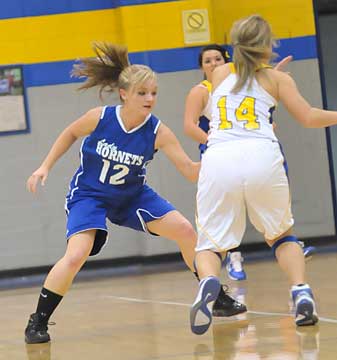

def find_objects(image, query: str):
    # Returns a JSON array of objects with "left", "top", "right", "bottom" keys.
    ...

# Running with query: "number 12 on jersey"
[
  {"left": 99, "top": 159, "right": 129, "bottom": 185},
  {"left": 217, "top": 96, "right": 260, "bottom": 130}
]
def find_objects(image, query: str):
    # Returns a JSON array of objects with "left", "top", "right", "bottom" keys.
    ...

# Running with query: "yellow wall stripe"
[
  {"left": 0, "top": 10, "right": 123, "bottom": 64},
  {"left": 0, "top": 0, "right": 316, "bottom": 66},
  {"left": 212, "top": 0, "right": 316, "bottom": 44}
]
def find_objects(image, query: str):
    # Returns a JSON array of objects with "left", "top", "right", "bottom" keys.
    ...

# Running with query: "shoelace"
[
  {"left": 221, "top": 284, "right": 230, "bottom": 293},
  {"left": 218, "top": 284, "right": 236, "bottom": 303},
  {"left": 31, "top": 320, "right": 56, "bottom": 331},
  {"left": 219, "top": 284, "right": 244, "bottom": 306}
]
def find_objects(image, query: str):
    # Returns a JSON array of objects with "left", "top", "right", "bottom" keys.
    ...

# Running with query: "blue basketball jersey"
[{"left": 67, "top": 105, "right": 161, "bottom": 206}]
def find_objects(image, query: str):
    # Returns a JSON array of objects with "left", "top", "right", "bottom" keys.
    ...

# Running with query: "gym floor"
[{"left": 1, "top": 252, "right": 337, "bottom": 359}]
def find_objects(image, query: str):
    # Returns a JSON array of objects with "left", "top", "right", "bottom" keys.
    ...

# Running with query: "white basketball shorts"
[{"left": 195, "top": 139, "right": 294, "bottom": 252}]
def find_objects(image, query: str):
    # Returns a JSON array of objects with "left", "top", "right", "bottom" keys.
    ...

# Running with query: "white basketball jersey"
[{"left": 208, "top": 63, "right": 278, "bottom": 146}]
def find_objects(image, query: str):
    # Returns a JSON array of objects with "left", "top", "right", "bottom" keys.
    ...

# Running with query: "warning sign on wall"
[{"left": 182, "top": 9, "right": 210, "bottom": 45}]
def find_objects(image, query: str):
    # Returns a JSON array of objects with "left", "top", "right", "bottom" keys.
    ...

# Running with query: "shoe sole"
[
  {"left": 190, "top": 278, "right": 220, "bottom": 335},
  {"left": 296, "top": 301, "right": 319, "bottom": 326},
  {"left": 227, "top": 273, "right": 247, "bottom": 281},
  {"left": 25, "top": 336, "right": 50, "bottom": 344},
  {"left": 212, "top": 302, "right": 247, "bottom": 317}
]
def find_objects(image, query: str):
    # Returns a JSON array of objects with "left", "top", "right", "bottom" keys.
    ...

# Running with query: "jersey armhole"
[
  {"left": 154, "top": 119, "right": 161, "bottom": 134},
  {"left": 200, "top": 80, "right": 212, "bottom": 93},
  {"left": 153, "top": 119, "right": 162, "bottom": 152},
  {"left": 229, "top": 62, "right": 236, "bottom": 73},
  {"left": 91, "top": 105, "right": 109, "bottom": 135},
  {"left": 100, "top": 105, "right": 108, "bottom": 119}
]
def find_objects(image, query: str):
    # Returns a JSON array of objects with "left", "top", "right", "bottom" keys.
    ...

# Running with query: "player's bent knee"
[
  {"left": 176, "top": 220, "right": 196, "bottom": 240},
  {"left": 64, "top": 249, "right": 90, "bottom": 270},
  {"left": 270, "top": 235, "right": 301, "bottom": 257}
]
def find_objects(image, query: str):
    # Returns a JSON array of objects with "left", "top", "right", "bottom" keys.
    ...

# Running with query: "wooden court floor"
[{"left": 1, "top": 252, "right": 337, "bottom": 360}]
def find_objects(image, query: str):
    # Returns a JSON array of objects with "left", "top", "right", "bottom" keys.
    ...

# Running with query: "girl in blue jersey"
[
  {"left": 24, "top": 43, "right": 246, "bottom": 344},
  {"left": 189, "top": 15, "right": 330, "bottom": 335}
]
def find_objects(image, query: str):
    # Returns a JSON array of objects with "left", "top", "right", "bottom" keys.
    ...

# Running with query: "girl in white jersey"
[
  {"left": 189, "top": 14, "right": 337, "bottom": 335},
  {"left": 184, "top": 45, "right": 250, "bottom": 285},
  {"left": 184, "top": 45, "right": 313, "bottom": 287},
  {"left": 184, "top": 47, "right": 251, "bottom": 319}
]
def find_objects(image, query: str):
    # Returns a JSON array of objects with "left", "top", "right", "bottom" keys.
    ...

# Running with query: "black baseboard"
[{"left": 1, "top": 235, "right": 336, "bottom": 290}]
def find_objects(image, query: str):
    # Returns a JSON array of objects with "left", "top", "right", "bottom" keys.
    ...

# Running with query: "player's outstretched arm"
[
  {"left": 155, "top": 123, "right": 200, "bottom": 183},
  {"left": 278, "top": 72, "right": 337, "bottom": 128},
  {"left": 27, "top": 107, "right": 102, "bottom": 193},
  {"left": 184, "top": 86, "right": 209, "bottom": 144}
]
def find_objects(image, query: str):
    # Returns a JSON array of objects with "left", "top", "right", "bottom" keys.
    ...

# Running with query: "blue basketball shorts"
[{"left": 65, "top": 185, "right": 175, "bottom": 256}]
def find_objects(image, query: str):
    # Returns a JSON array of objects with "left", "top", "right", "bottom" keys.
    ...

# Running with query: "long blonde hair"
[
  {"left": 72, "top": 42, "right": 156, "bottom": 98},
  {"left": 230, "top": 15, "right": 277, "bottom": 93}
]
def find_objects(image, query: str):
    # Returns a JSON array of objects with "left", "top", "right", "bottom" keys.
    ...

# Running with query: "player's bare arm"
[
  {"left": 155, "top": 123, "right": 200, "bottom": 183},
  {"left": 27, "top": 107, "right": 102, "bottom": 193},
  {"left": 184, "top": 86, "right": 209, "bottom": 144},
  {"left": 278, "top": 72, "right": 337, "bottom": 128}
]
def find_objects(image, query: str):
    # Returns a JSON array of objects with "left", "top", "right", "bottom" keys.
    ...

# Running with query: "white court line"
[
  {"left": 104, "top": 295, "right": 189, "bottom": 307},
  {"left": 102, "top": 295, "right": 337, "bottom": 324}
]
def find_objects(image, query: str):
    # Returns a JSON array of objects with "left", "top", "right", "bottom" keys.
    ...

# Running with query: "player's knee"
[
  {"left": 64, "top": 249, "right": 90, "bottom": 271},
  {"left": 176, "top": 219, "right": 196, "bottom": 241},
  {"left": 270, "top": 235, "right": 301, "bottom": 257}
]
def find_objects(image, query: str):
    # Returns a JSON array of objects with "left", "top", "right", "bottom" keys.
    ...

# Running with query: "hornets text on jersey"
[{"left": 66, "top": 105, "right": 161, "bottom": 206}]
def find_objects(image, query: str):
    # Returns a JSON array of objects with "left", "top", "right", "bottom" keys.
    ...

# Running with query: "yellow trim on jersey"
[
  {"left": 200, "top": 80, "right": 212, "bottom": 93},
  {"left": 229, "top": 62, "right": 236, "bottom": 73},
  {"left": 257, "top": 63, "right": 273, "bottom": 70}
]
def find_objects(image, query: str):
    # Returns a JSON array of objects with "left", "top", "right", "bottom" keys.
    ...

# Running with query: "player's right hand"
[{"left": 26, "top": 166, "right": 49, "bottom": 193}]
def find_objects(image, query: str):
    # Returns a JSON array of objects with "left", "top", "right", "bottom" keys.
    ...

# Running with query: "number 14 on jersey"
[{"left": 217, "top": 96, "right": 260, "bottom": 130}]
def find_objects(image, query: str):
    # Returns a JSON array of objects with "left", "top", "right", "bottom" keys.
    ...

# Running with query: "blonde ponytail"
[
  {"left": 72, "top": 42, "right": 156, "bottom": 98},
  {"left": 72, "top": 42, "right": 129, "bottom": 96},
  {"left": 230, "top": 15, "right": 277, "bottom": 93}
]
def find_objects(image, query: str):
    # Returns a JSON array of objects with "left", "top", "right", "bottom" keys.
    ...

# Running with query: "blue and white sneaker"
[
  {"left": 226, "top": 252, "right": 247, "bottom": 281},
  {"left": 298, "top": 241, "right": 316, "bottom": 260},
  {"left": 302, "top": 244, "right": 316, "bottom": 261},
  {"left": 291, "top": 284, "right": 319, "bottom": 326},
  {"left": 190, "top": 276, "right": 221, "bottom": 335}
]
